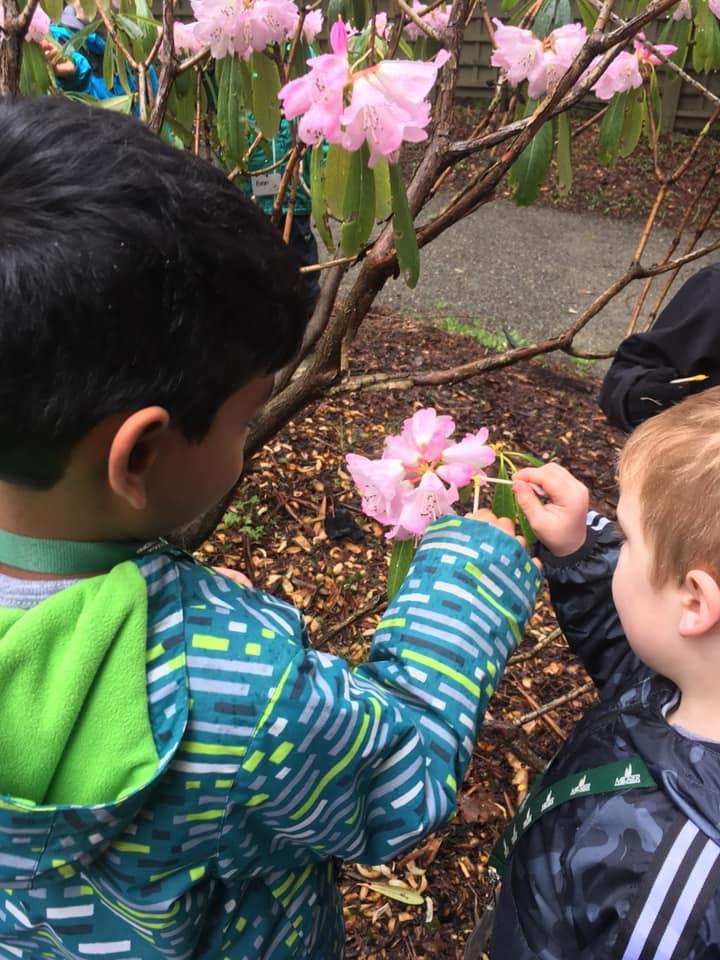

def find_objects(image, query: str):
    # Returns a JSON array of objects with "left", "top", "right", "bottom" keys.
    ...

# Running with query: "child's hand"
[
  {"left": 39, "top": 39, "right": 77, "bottom": 78},
  {"left": 511, "top": 464, "right": 589, "bottom": 557},
  {"left": 213, "top": 565, "right": 252, "bottom": 588},
  {"left": 467, "top": 507, "right": 541, "bottom": 568}
]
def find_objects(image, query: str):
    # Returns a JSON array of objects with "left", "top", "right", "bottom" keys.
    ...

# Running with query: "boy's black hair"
[{"left": 0, "top": 96, "right": 308, "bottom": 488}]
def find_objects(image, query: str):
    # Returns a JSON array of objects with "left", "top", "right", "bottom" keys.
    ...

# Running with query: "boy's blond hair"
[{"left": 618, "top": 386, "right": 720, "bottom": 587}]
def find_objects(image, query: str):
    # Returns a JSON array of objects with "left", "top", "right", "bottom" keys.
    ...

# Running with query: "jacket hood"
[{"left": 0, "top": 558, "right": 188, "bottom": 889}]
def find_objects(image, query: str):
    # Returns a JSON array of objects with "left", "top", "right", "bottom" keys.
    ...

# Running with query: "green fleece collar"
[
  {"left": 0, "top": 528, "right": 145, "bottom": 574},
  {"left": 0, "top": 561, "right": 159, "bottom": 805}
]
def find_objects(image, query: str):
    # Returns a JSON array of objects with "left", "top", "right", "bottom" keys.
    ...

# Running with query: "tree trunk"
[{"left": 0, "top": 31, "right": 21, "bottom": 95}]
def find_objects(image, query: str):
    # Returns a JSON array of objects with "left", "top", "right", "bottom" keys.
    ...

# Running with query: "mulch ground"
[
  {"left": 445, "top": 103, "right": 720, "bottom": 233},
  {"left": 198, "top": 312, "right": 626, "bottom": 958}
]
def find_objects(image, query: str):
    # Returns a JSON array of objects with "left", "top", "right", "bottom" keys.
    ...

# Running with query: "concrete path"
[{"left": 372, "top": 195, "right": 718, "bottom": 369}]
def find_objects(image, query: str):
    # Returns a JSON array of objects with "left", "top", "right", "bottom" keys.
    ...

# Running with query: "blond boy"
[{"left": 488, "top": 388, "right": 720, "bottom": 959}]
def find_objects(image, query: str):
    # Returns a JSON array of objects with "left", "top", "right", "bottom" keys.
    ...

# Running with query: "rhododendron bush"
[{"left": 4, "top": 0, "right": 720, "bottom": 545}]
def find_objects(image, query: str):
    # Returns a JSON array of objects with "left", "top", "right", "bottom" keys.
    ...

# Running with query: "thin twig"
[
  {"left": 513, "top": 681, "right": 595, "bottom": 726},
  {"left": 397, "top": 0, "right": 444, "bottom": 42},
  {"left": 317, "top": 594, "right": 386, "bottom": 647}
]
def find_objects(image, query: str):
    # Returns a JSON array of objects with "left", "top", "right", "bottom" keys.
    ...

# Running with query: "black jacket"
[
  {"left": 599, "top": 264, "right": 720, "bottom": 431},
  {"left": 490, "top": 514, "right": 720, "bottom": 959}
]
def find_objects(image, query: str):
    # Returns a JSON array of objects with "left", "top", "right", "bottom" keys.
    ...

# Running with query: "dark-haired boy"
[{"left": 0, "top": 96, "right": 539, "bottom": 959}]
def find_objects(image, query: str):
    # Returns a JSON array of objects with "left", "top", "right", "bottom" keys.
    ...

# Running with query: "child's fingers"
[
  {"left": 514, "top": 463, "right": 588, "bottom": 512},
  {"left": 468, "top": 508, "right": 515, "bottom": 537},
  {"left": 512, "top": 479, "right": 546, "bottom": 530}
]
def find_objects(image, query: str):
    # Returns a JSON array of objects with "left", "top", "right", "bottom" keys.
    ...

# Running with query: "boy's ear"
[
  {"left": 107, "top": 407, "right": 170, "bottom": 511},
  {"left": 679, "top": 568, "right": 720, "bottom": 638}
]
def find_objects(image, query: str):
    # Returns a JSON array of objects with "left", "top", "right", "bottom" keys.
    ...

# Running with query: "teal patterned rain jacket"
[{"left": 0, "top": 516, "right": 539, "bottom": 959}]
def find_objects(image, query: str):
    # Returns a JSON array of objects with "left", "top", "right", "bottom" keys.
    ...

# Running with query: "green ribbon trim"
[
  {"left": 0, "top": 528, "right": 149, "bottom": 575},
  {"left": 488, "top": 755, "right": 657, "bottom": 876}
]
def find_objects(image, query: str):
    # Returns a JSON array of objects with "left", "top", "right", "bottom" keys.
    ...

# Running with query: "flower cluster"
[
  {"left": 188, "top": 0, "right": 314, "bottom": 60},
  {"left": 346, "top": 407, "right": 496, "bottom": 540},
  {"left": 279, "top": 18, "right": 449, "bottom": 166},
  {"left": 404, "top": 1, "right": 450, "bottom": 41},
  {"left": 491, "top": 20, "right": 586, "bottom": 99},
  {"left": 491, "top": 19, "right": 676, "bottom": 102}
]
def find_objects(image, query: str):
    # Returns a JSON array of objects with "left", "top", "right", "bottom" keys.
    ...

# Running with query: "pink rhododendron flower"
[
  {"left": 395, "top": 471, "right": 459, "bottom": 537},
  {"left": 383, "top": 408, "right": 456, "bottom": 478},
  {"left": 632, "top": 31, "right": 677, "bottom": 64},
  {"left": 302, "top": 9, "right": 323, "bottom": 43},
  {"left": 345, "top": 454, "right": 408, "bottom": 526},
  {"left": 279, "top": 20, "right": 350, "bottom": 143},
  {"left": 26, "top": 4, "right": 50, "bottom": 43},
  {"left": 191, "top": 0, "right": 297, "bottom": 59},
  {"left": 436, "top": 428, "right": 496, "bottom": 487},
  {"left": 174, "top": 20, "right": 204, "bottom": 54},
  {"left": 592, "top": 50, "right": 643, "bottom": 100},
  {"left": 710, "top": 0, "right": 720, "bottom": 18},
  {"left": 341, "top": 49, "right": 448, "bottom": 164},
  {"left": 491, "top": 20, "right": 586, "bottom": 98},
  {"left": 341, "top": 73, "right": 430, "bottom": 165},
  {"left": 404, "top": 1, "right": 450, "bottom": 41},
  {"left": 191, "top": 0, "right": 241, "bottom": 59},
  {"left": 491, "top": 19, "right": 544, "bottom": 90},
  {"left": 672, "top": 0, "right": 691, "bottom": 19}
]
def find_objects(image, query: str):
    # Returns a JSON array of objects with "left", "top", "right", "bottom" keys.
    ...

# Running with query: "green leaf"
[
  {"left": 517, "top": 506, "right": 536, "bottom": 547},
  {"left": 78, "top": 0, "right": 96, "bottom": 18},
  {"left": 373, "top": 157, "right": 392, "bottom": 221},
  {"left": 509, "top": 101, "right": 553, "bottom": 206},
  {"left": 214, "top": 56, "right": 231, "bottom": 152},
  {"left": 555, "top": 111, "right": 572, "bottom": 198},
  {"left": 102, "top": 34, "right": 115, "bottom": 92},
  {"left": 619, "top": 87, "right": 644, "bottom": 158},
  {"left": 250, "top": 52, "right": 281, "bottom": 141},
  {"left": 387, "top": 539, "right": 415, "bottom": 602},
  {"left": 365, "top": 882, "right": 425, "bottom": 906},
  {"left": 227, "top": 56, "right": 248, "bottom": 163},
  {"left": 40, "top": 0, "right": 63, "bottom": 22},
  {"left": 648, "top": 70, "right": 662, "bottom": 140},
  {"left": 19, "top": 41, "right": 50, "bottom": 95},
  {"left": 57, "top": 18, "right": 101, "bottom": 56},
  {"left": 505, "top": 450, "right": 544, "bottom": 466},
  {"left": 532, "top": 0, "right": 558, "bottom": 39},
  {"left": 340, "top": 144, "right": 375, "bottom": 257},
  {"left": 693, "top": 0, "right": 720, "bottom": 71},
  {"left": 116, "top": 13, "right": 143, "bottom": 40},
  {"left": 596, "top": 91, "right": 627, "bottom": 167},
  {"left": 554, "top": 0, "right": 572, "bottom": 25},
  {"left": 310, "top": 144, "right": 335, "bottom": 253},
  {"left": 325, "top": 144, "right": 350, "bottom": 219},
  {"left": 63, "top": 91, "right": 134, "bottom": 112},
  {"left": 326, "top": 0, "right": 347, "bottom": 27},
  {"left": 575, "top": 0, "right": 598, "bottom": 30},
  {"left": 491, "top": 459, "right": 515, "bottom": 520},
  {"left": 389, "top": 162, "right": 419, "bottom": 289},
  {"left": 351, "top": 0, "right": 367, "bottom": 28},
  {"left": 669, "top": 14, "right": 692, "bottom": 65}
]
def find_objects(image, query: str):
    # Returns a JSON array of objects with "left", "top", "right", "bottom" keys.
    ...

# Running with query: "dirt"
[
  {"left": 198, "top": 313, "right": 627, "bottom": 959},
  {"left": 446, "top": 103, "right": 720, "bottom": 233}
]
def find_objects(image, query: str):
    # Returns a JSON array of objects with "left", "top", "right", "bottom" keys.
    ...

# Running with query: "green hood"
[{"left": 0, "top": 561, "right": 159, "bottom": 805}]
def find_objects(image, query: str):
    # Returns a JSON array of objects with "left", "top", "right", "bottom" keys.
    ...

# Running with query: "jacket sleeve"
[
  {"left": 598, "top": 264, "right": 720, "bottom": 431},
  {"left": 540, "top": 512, "right": 647, "bottom": 697},
  {"left": 223, "top": 515, "right": 540, "bottom": 869}
]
